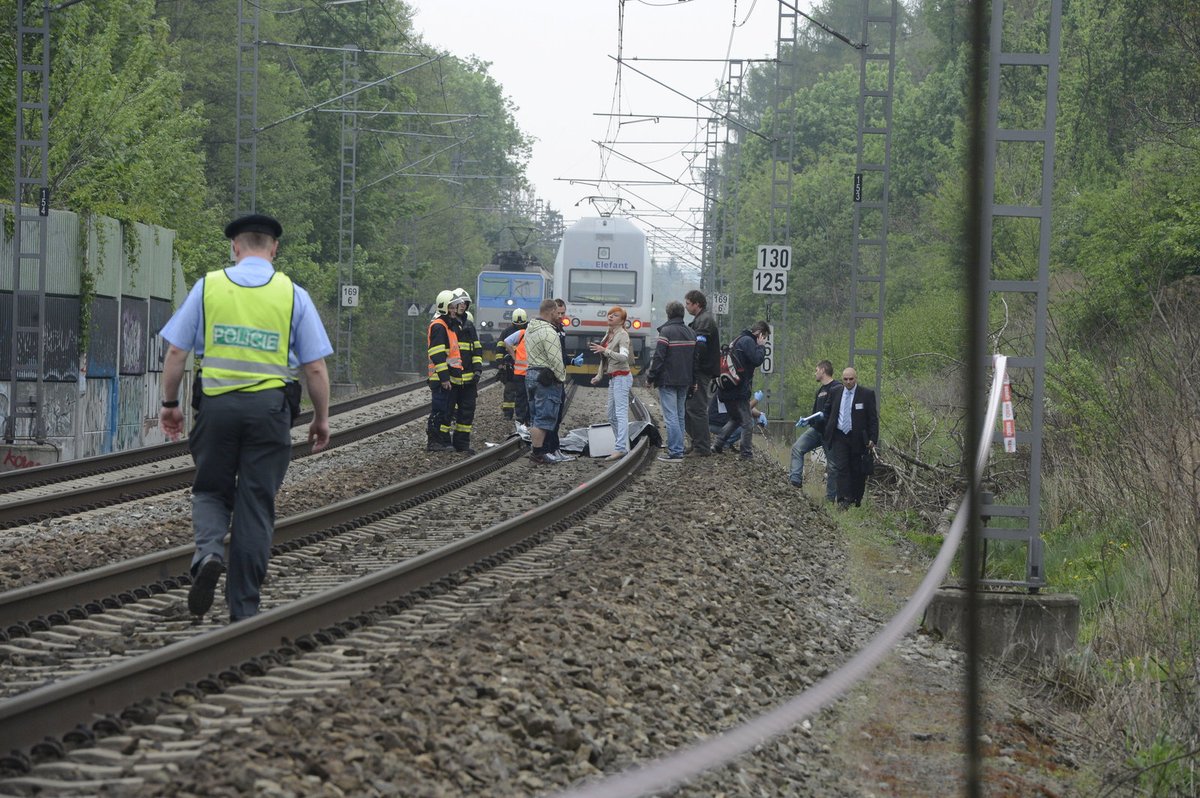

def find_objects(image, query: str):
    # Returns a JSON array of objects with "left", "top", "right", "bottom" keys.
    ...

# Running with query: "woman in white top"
[{"left": 590, "top": 306, "right": 633, "bottom": 459}]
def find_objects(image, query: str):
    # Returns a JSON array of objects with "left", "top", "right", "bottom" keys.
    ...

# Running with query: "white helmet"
[
  {"left": 450, "top": 287, "right": 472, "bottom": 310},
  {"left": 435, "top": 289, "right": 455, "bottom": 315},
  {"left": 511, "top": 308, "right": 528, "bottom": 324}
]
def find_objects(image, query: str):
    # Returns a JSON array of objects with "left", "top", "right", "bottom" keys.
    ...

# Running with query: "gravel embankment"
[{"left": 0, "top": 383, "right": 1099, "bottom": 796}]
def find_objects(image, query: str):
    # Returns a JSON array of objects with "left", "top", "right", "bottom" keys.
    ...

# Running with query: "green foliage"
[
  {"left": 76, "top": 215, "right": 95, "bottom": 357},
  {"left": 1126, "top": 734, "right": 1198, "bottom": 797},
  {"left": 884, "top": 289, "right": 964, "bottom": 375},
  {"left": 1056, "top": 133, "right": 1200, "bottom": 337}
]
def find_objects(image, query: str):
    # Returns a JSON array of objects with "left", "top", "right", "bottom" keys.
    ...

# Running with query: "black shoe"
[
  {"left": 691, "top": 449, "right": 711, "bottom": 457},
  {"left": 739, "top": 453, "right": 753, "bottom": 461},
  {"left": 426, "top": 442, "right": 453, "bottom": 452},
  {"left": 188, "top": 555, "right": 225, "bottom": 617},
  {"left": 712, "top": 443, "right": 724, "bottom": 454}
]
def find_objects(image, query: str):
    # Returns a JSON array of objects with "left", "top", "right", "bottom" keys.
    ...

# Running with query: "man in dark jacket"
[
  {"left": 789, "top": 359, "right": 840, "bottom": 499},
  {"left": 495, "top": 308, "right": 529, "bottom": 431},
  {"left": 646, "top": 301, "right": 697, "bottom": 461},
  {"left": 821, "top": 366, "right": 879, "bottom": 508},
  {"left": 684, "top": 290, "right": 720, "bottom": 456},
  {"left": 713, "top": 320, "right": 768, "bottom": 460}
]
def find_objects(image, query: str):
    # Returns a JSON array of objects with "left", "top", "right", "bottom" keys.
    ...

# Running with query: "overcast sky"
[{"left": 408, "top": 0, "right": 805, "bottom": 263}]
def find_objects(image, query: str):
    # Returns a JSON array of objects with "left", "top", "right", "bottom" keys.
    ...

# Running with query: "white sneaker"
[
  {"left": 515, "top": 422, "right": 529, "bottom": 436},
  {"left": 553, "top": 450, "right": 577, "bottom": 462}
]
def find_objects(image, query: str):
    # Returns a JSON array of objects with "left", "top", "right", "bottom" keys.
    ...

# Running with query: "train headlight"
[
  {"left": 631, "top": 319, "right": 642, "bottom": 329},
  {"left": 570, "top": 316, "right": 580, "bottom": 327}
]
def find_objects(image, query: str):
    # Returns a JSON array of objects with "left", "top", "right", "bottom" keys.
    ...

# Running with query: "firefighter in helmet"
[
  {"left": 496, "top": 307, "right": 529, "bottom": 433},
  {"left": 447, "top": 288, "right": 482, "bottom": 454},
  {"left": 426, "top": 289, "right": 461, "bottom": 451}
]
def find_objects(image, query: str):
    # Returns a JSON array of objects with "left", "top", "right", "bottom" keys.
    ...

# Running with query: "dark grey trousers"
[
  {"left": 684, "top": 377, "right": 713, "bottom": 453},
  {"left": 188, "top": 389, "right": 291, "bottom": 620}
]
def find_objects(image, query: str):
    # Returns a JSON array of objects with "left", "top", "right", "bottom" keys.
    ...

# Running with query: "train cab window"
[
  {"left": 511, "top": 277, "right": 543, "bottom": 301},
  {"left": 568, "top": 269, "right": 637, "bottom": 305},
  {"left": 479, "top": 276, "right": 511, "bottom": 299},
  {"left": 480, "top": 275, "right": 544, "bottom": 302}
]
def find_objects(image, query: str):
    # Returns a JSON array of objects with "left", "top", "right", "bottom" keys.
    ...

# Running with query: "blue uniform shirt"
[{"left": 160, "top": 256, "right": 333, "bottom": 367}]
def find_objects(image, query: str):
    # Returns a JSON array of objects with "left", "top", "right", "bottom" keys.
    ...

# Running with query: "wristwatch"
[{"left": 161, "top": 399, "right": 180, "bottom": 408}]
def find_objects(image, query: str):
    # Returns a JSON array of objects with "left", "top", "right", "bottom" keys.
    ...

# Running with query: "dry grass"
[{"left": 1043, "top": 279, "right": 1200, "bottom": 795}]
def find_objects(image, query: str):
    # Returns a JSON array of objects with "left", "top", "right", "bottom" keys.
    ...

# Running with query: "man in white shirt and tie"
[{"left": 821, "top": 367, "right": 879, "bottom": 508}]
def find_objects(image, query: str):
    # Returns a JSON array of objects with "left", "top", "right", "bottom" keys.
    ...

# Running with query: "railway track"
[
  {"left": 0, "top": 379, "right": 450, "bottom": 530},
  {"left": 0, "top": 380, "right": 426, "bottom": 496},
  {"left": 0, "top": 390, "right": 649, "bottom": 771}
]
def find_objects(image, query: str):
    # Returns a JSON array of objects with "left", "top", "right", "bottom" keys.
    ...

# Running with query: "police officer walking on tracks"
[
  {"left": 426, "top": 289, "right": 462, "bottom": 452},
  {"left": 159, "top": 213, "right": 332, "bottom": 623}
]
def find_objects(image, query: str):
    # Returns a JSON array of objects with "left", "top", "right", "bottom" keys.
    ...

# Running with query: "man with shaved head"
[{"left": 821, "top": 366, "right": 879, "bottom": 508}]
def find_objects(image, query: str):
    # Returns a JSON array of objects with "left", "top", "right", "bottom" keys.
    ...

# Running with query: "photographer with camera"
[{"left": 712, "top": 320, "right": 769, "bottom": 461}]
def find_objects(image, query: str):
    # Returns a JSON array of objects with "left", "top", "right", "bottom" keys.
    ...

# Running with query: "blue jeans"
[
  {"left": 525, "top": 372, "right": 563, "bottom": 431},
  {"left": 658, "top": 385, "right": 689, "bottom": 457},
  {"left": 789, "top": 426, "right": 838, "bottom": 499},
  {"left": 710, "top": 422, "right": 742, "bottom": 445},
  {"left": 607, "top": 373, "right": 633, "bottom": 453}
]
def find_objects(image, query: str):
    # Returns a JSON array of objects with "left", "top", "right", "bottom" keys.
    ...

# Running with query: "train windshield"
[
  {"left": 479, "top": 275, "right": 543, "bottom": 301},
  {"left": 568, "top": 269, "right": 637, "bottom": 305}
]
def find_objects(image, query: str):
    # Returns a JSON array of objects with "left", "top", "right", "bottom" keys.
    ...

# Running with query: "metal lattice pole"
[
  {"left": 8, "top": 0, "right": 51, "bottom": 444},
  {"left": 761, "top": 6, "right": 799, "bottom": 421},
  {"left": 716, "top": 61, "right": 745, "bottom": 348},
  {"left": 978, "top": 0, "right": 1062, "bottom": 590},
  {"left": 233, "top": 0, "right": 259, "bottom": 216},
  {"left": 848, "top": 0, "right": 898, "bottom": 402},
  {"left": 334, "top": 49, "right": 359, "bottom": 387}
]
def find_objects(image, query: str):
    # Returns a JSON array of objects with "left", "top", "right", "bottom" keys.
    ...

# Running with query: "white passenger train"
[{"left": 553, "top": 216, "right": 655, "bottom": 377}]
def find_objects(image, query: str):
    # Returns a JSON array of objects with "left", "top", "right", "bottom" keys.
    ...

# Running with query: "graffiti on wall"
[
  {"left": 119, "top": 297, "right": 148, "bottom": 376},
  {"left": 0, "top": 448, "right": 54, "bottom": 470},
  {"left": 148, "top": 298, "right": 174, "bottom": 373},
  {"left": 0, "top": 294, "right": 82, "bottom": 381},
  {"left": 87, "top": 297, "right": 119, "bottom": 378}
]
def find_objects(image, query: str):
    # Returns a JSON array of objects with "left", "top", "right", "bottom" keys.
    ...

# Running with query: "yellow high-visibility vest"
[
  {"left": 201, "top": 270, "right": 295, "bottom": 395},
  {"left": 427, "top": 317, "right": 462, "bottom": 381}
]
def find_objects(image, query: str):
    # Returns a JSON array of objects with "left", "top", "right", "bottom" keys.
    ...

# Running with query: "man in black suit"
[{"left": 821, "top": 367, "right": 879, "bottom": 508}]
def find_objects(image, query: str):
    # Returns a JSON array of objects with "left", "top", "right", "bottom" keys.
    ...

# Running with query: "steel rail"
[
  {"left": 0, "top": 381, "right": 426, "bottom": 494},
  {"left": 0, "top": 436, "right": 525, "bottom": 632},
  {"left": 0, "top": 398, "right": 435, "bottom": 530},
  {"left": 0, "top": 432, "right": 652, "bottom": 757}
]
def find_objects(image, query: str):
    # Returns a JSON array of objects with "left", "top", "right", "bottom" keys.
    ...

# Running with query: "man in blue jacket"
[{"left": 712, "top": 320, "right": 768, "bottom": 460}]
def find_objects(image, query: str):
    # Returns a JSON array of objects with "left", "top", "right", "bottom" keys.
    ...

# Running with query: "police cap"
[{"left": 224, "top": 213, "right": 283, "bottom": 240}]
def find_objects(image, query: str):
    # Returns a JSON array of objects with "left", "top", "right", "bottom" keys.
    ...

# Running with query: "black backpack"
[{"left": 713, "top": 337, "right": 744, "bottom": 391}]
